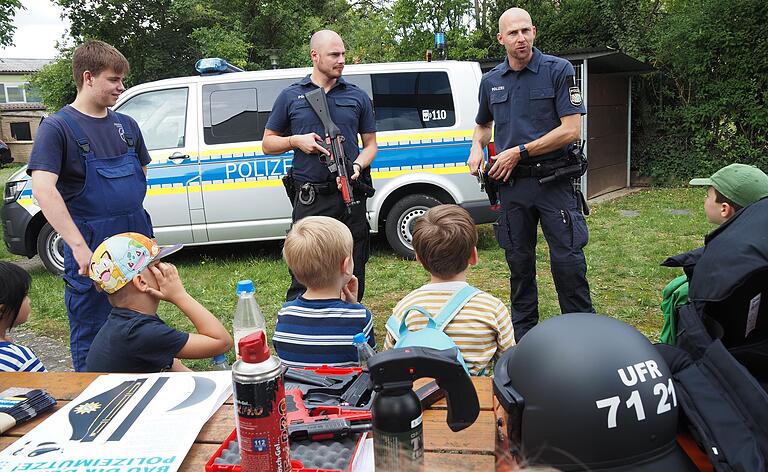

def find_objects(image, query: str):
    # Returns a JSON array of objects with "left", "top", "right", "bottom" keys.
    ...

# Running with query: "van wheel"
[
  {"left": 36, "top": 223, "right": 65, "bottom": 276},
  {"left": 385, "top": 194, "right": 442, "bottom": 259}
]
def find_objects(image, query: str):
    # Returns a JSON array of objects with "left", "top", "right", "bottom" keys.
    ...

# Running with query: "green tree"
[
  {"left": 55, "top": 0, "right": 202, "bottom": 83},
  {"left": 29, "top": 50, "right": 76, "bottom": 111},
  {"left": 0, "top": 0, "right": 24, "bottom": 48},
  {"left": 634, "top": 0, "right": 768, "bottom": 182}
]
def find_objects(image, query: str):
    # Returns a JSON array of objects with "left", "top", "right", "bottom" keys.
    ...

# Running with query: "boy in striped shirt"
[
  {"left": 384, "top": 205, "right": 515, "bottom": 375},
  {"left": 273, "top": 216, "right": 376, "bottom": 367}
]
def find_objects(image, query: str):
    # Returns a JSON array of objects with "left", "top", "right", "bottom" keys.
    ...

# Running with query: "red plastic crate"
[
  {"left": 205, "top": 428, "right": 367, "bottom": 472},
  {"left": 206, "top": 366, "right": 371, "bottom": 472}
]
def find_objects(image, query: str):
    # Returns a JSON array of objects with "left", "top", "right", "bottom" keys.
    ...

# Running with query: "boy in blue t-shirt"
[
  {"left": 272, "top": 216, "right": 375, "bottom": 367},
  {"left": 85, "top": 232, "right": 233, "bottom": 372}
]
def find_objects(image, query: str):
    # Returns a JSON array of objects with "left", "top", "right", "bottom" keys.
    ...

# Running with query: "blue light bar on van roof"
[{"left": 195, "top": 58, "right": 244, "bottom": 75}]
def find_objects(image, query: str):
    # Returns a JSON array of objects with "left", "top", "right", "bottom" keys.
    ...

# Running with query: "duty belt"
[
  {"left": 510, "top": 154, "right": 567, "bottom": 179},
  {"left": 297, "top": 181, "right": 337, "bottom": 206}
]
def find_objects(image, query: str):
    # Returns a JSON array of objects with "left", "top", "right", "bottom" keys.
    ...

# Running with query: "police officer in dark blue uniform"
[
  {"left": 264, "top": 30, "right": 377, "bottom": 302},
  {"left": 469, "top": 8, "right": 594, "bottom": 341}
]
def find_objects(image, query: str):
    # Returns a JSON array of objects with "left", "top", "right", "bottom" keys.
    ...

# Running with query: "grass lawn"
[{"left": 1, "top": 164, "right": 712, "bottom": 369}]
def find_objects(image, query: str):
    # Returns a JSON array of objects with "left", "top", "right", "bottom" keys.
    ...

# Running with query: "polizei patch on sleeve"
[{"left": 569, "top": 86, "right": 583, "bottom": 106}]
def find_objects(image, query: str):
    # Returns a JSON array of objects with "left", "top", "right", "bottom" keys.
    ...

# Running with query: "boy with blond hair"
[
  {"left": 273, "top": 216, "right": 375, "bottom": 367},
  {"left": 85, "top": 232, "right": 233, "bottom": 372},
  {"left": 384, "top": 205, "right": 515, "bottom": 375}
]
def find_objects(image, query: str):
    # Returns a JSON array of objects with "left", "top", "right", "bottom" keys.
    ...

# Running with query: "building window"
[
  {"left": 24, "top": 84, "right": 41, "bottom": 103},
  {"left": 0, "top": 83, "right": 32, "bottom": 103},
  {"left": 5, "top": 85, "right": 25, "bottom": 103},
  {"left": 10, "top": 122, "right": 32, "bottom": 141}
]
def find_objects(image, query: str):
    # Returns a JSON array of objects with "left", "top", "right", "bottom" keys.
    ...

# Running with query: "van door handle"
[{"left": 168, "top": 152, "right": 190, "bottom": 162}]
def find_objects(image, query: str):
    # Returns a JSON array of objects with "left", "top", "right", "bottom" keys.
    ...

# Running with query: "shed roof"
[
  {"left": 559, "top": 47, "right": 654, "bottom": 74},
  {"left": 0, "top": 58, "right": 53, "bottom": 74},
  {"left": 0, "top": 102, "right": 47, "bottom": 111},
  {"left": 478, "top": 47, "right": 653, "bottom": 75}
]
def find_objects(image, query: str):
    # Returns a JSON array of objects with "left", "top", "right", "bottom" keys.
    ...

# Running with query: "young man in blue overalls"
[{"left": 29, "top": 40, "right": 153, "bottom": 371}]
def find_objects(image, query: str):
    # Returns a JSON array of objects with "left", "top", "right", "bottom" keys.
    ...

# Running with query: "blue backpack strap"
[
  {"left": 433, "top": 285, "right": 480, "bottom": 333},
  {"left": 111, "top": 111, "right": 135, "bottom": 148},
  {"left": 56, "top": 109, "right": 91, "bottom": 158},
  {"left": 385, "top": 306, "right": 437, "bottom": 342}
]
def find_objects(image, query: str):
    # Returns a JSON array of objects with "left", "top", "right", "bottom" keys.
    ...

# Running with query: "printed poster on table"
[{"left": 0, "top": 371, "right": 232, "bottom": 472}]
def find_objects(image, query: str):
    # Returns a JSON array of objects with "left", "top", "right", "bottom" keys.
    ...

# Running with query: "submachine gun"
[{"left": 305, "top": 88, "right": 358, "bottom": 214}]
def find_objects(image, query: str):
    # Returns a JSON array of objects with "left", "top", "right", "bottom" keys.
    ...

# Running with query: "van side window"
[
  {"left": 203, "top": 79, "right": 294, "bottom": 145},
  {"left": 117, "top": 88, "right": 189, "bottom": 150},
  {"left": 371, "top": 72, "right": 455, "bottom": 132}
]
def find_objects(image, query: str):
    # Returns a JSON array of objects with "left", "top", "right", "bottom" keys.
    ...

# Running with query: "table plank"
[{"left": 0, "top": 372, "right": 99, "bottom": 400}]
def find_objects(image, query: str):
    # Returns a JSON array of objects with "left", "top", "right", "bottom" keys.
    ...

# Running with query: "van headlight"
[{"left": 3, "top": 180, "right": 26, "bottom": 203}]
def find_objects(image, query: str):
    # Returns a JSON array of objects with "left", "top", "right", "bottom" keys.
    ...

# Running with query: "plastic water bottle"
[
  {"left": 210, "top": 353, "right": 230, "bottom": 371},
  {"left": 353, "top": 332, "right": 376, "bottom": 370},
  {"left": 233, "top": 280, "right": 266, "bottom": 358}
]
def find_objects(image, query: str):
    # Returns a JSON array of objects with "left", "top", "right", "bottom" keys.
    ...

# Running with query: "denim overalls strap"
[{"left": 57, "top": 107, "right": 152, "bottom": 283}]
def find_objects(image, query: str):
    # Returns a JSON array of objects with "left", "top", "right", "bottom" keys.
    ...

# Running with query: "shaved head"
[
  {"left": 498, "top": 7, "right": 532, "bottom": 33},
  {"left": 310, "top": 30, "right": 343, "bottom": 53}
]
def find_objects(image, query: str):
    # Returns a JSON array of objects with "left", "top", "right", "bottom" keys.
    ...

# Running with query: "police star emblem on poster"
[{"left": 0, "top": 372, "right": 232, "bottom": 472}]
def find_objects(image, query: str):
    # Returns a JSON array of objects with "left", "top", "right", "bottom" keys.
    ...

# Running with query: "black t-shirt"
[{"left": 86, "top": 307, "right": 189, "bottom": 373}]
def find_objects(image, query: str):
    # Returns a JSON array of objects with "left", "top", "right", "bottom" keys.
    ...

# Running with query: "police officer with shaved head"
[
  {"left": 263, "top": 30, "right": 377, "bottom": 302},
  {"left": 468, "top": 8, "right": 594, "bottom": 341}
]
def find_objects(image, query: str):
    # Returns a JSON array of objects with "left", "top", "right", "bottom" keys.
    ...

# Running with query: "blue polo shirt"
[
  {"left": 476, "top": 48, "right": 586, "bottom": 159},
  {"left": 266, "top": 75, "right": 376, "bottom": 183}
]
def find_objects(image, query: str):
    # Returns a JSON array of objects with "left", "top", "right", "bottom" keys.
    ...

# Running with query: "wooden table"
[{"left": 0, "top": 373, "right": 495, "bottom": 471}]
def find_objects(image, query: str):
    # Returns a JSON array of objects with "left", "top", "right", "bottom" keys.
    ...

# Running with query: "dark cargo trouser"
[
  {"left": 286, "top": 187, "right": 370, "bottom": 302},
  {"left": 495, "top": 177, "right": 594, "bottom": 341}
]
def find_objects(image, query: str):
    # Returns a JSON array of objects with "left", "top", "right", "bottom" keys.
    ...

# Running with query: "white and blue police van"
[{"left": 2, "top": 58, "right": 495, "bottom": 274}]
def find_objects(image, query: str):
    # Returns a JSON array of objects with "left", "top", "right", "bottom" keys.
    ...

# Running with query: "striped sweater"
[
  {"left": 272, "top": 297, "right": 375, "bottom": 368},
  {"left": 0, "top": 342, "right": 47, "bottom": 372},
  {"left": 384, "top": 282, "right": 515, "bottom": 375}
]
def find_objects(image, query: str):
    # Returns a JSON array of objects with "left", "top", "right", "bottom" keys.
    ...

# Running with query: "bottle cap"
[
  {"left": 353, "top": 332, "right": 367, "bottom": 344},
  {"left": 236, "top": 280, "right": 255, "bottom": 295},
  {"left": 213, "top": 354, "right": 227, "bottom": 364},
  {"left": 239, "top": 331, "right": 270, "bottom": 363}
]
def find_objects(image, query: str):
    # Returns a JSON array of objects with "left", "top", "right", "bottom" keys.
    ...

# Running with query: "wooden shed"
[{"left": 480, "top": 47, "right": 652, "bottom": 198}]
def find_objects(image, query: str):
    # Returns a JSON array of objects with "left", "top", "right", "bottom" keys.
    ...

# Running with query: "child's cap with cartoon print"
[{"left": 88, "top": 232, "right": 183, "bottom": 294}]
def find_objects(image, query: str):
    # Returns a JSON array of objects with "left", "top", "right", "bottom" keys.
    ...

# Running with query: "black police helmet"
[{"left": 493, "top": 313, "right": 697, "bottom": 471}]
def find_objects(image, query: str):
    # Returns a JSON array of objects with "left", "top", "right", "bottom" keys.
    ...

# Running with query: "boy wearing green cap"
[
  {"left": 689, "top": 163, "right": 768, "bottom": 225},
  {"left": 660, "top": 164, "right": 768, "bottom": 344}
]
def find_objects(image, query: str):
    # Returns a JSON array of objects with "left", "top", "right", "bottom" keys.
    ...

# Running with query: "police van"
[{"left": 2, "top": 59, "right": 495, "bottom": 274}]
